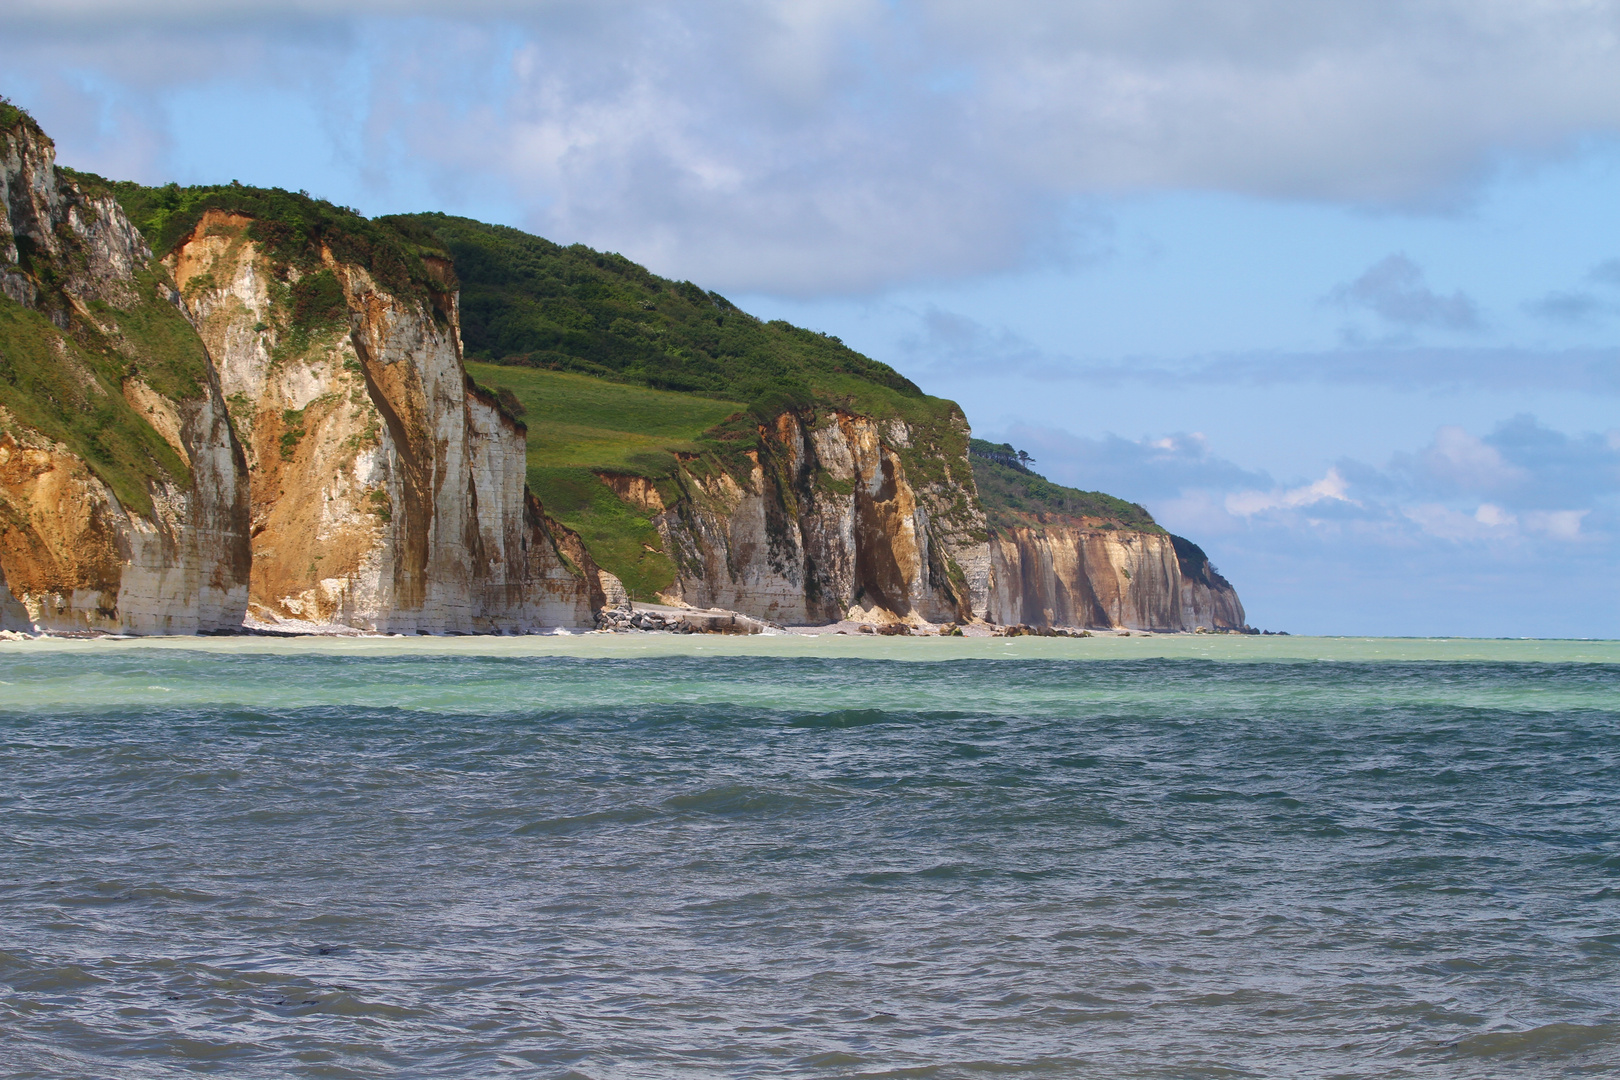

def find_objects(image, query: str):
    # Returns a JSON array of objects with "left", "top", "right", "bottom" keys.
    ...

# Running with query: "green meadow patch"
[{"left": 466, "top": 362, "right": 744, "bottom": 598}]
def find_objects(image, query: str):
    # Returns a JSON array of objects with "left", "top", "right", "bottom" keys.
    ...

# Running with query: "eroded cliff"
[
  {"left": 647, "top": 409, "right": 988, "bottom": 626},
  {"left": 0, "top": 105, "right": 1246, "bottom": 636},
  {"left": 164, "top": 208, "right": 595, "bottom": 632},
  {"left": 972, "top": 441, "right": 1247, "bottom": 632},
  {"left": 0, "top": 110, "right": 250, "bottom": 633}
]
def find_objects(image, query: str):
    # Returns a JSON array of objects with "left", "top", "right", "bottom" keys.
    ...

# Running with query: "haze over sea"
[{"left": 3, "top": 636, "right": 1618, "bottom": 1078}]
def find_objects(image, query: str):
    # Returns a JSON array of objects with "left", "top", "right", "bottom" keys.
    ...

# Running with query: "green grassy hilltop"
[
  {"left": 389, "top": 213, "right": 924, "bottom": 410},
  {"left": 968, "top": 439, "right": 1161, "bottom": 533},
  {"left": 410, "top": 212, "right": 977, "bottom": 597}
]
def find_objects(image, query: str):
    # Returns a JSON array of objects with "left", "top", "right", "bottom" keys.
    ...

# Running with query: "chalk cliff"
[
  {"left": 971, "top": 441, "right": 1247, "bottom": 632},
  {"left": 983, "top": 526, "right": 1245, "bottom": 631},
  {"left": 0, "top": 107, "right": 595, "bottom": 635},
  {"left": 0, "top": 107, "right": 1245, "bottom": 636},
  {"left": 646, "top": 409, "right": 989, "bottom": 626},
  {"left": 0, "top": 111, "right": 250, "bottom": 633},
  {"left": 163, "top": 210, "right": 593, "bottom": 632}
]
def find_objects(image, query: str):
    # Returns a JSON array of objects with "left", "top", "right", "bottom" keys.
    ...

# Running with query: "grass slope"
[
  {"left": 388, "top": 213, "right": 923, "bottom": 410},
  {"left": 467, "top": 363, "right": 744, "bottom": 598},
  {"left": 969, "top": 440, "right": 1161, "bottom": 533},
  {"left": 0, "top": 294, "right": 199, "bottom": 518},
  {"left": 1, "top": 103, "right": 209, "bottom": 517}
]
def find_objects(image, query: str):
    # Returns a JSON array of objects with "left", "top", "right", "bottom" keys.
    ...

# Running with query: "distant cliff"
[{"left": 972, "top": 440, "right": 1247, "bottom": 632}]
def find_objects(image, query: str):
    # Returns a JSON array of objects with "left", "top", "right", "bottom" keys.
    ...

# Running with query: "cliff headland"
[{"left": 0, "top": 103, "right": 1246, "bottom": 636}]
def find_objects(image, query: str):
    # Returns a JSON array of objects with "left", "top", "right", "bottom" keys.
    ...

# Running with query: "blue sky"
[{"left": 7, "top": 1, "right": 1618, "bottom": 637}]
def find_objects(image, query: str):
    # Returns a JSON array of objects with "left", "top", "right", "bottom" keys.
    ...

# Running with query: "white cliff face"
[
  {"left": 650, "top": 410, "right": 985, "bottom": 626},
  {"left": 1172, "top": 536, "right": 1247, "bottom": 631},
  {"left": 1, "top": 121, "right": 147, "bottom": 312},
  {"left": 988, "top": 526, "right": 1183, "bottom": 631},
  {"left": 985, "top": 525, "right": 1246, "bottom": 632},
  {"left": 0, "top": 419, "right": 248, "bottom": 635},
  {"left": 0, "top": 120, "right": 250, "bottom": 634},
  {"left": 167, "top": 211, "right": 593, "bottom": 632}
]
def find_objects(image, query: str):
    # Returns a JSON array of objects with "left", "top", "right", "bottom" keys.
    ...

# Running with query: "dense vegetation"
[
  {"left": 0, "top": 290, "right": 203, "bottom": 518},
  {"left": 78, "top": 175, "right": 450, "bottom": 304},
  {"left": 1169, "top": 534, "right": 1228, "bottom": 588},
  {"left": 969, "top": 440, "right": 1161, "bottom": 533},
  {"left": 387, "top": 213, "right": 923, "bottom": 411},
  {"left": 0, "top": 97, "right": 39, "bottom": 138}
]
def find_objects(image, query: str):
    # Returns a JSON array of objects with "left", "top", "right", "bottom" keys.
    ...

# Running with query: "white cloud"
[
  {"left": 1411, "top": 425, "right": 1530, "bottom": 493},
  {"left": 9, "top": 1, "right": 1620, "bottom": 291},
  {"left": 1225, "top": 468, "right": 1353, "bottom": 517},
  {"left": 1407, "top": 503, "right": 1501, "bottom": 541},
  {"left": 1524, "top": 508, "right": 1588, "bottom": 539},
  {"left": 1407, "top": 502, "right": 1590, "bottom": 542}
]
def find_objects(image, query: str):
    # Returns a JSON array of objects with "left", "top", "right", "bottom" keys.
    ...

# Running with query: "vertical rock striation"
[
  {"left": 650, "top": 409, "right": 987, "bottom": 626},
  {"left": 984, "top": 525, "right": 1245, "bottom": 631},
  {"left": 166, "top": 211, "right": 593, "bottom": 632},
  {"left": 987, "top": 527, "right": 1183, "bottom": 631}
]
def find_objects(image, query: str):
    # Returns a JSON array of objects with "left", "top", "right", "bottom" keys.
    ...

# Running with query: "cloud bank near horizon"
[
  {"left": 983, "top": 415, "right": 1620, "bottom": 635},
  {"left": 8, "top": 0, "right": 1620, "bottom": 293},
  {"left": 899, "top": 301, "right": 1620, "bottom": 394}
]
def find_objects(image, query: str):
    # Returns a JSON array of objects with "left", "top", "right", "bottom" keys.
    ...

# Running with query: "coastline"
[{"left": 0, "top": 631, "right": 1615, "bottom": 664}]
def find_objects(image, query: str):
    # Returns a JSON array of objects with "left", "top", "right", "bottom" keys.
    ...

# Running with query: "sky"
[{"left": 5, "top": 0, "right": 1618, "bottom": 637}]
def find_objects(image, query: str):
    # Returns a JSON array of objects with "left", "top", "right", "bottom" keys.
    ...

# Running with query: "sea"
[{"left": 2, "top": 634, "right": 1617, "bottom": 1079}]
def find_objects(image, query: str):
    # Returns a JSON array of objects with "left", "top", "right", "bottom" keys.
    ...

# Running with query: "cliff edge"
[{"left": 972, "top": 440, "right": 1247, "bottom": 632}]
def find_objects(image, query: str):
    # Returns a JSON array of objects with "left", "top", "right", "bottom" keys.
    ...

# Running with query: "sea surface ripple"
[{"left": 1, "top": 644, "right": 1617, "bottom": 1078}]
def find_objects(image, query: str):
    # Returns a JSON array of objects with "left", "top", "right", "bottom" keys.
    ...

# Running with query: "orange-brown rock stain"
[{"left": 0, "top": 432, "right": 124, "bottom": 619}]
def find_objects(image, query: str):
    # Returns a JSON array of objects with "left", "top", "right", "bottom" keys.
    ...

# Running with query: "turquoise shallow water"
[{"left": 2, "top": 637, "right": 1618, "bottom": 1078}]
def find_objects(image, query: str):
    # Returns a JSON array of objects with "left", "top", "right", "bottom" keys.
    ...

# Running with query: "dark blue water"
[{"left": 2, "top": 649, "right": 1618, "bottom": 1077}]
